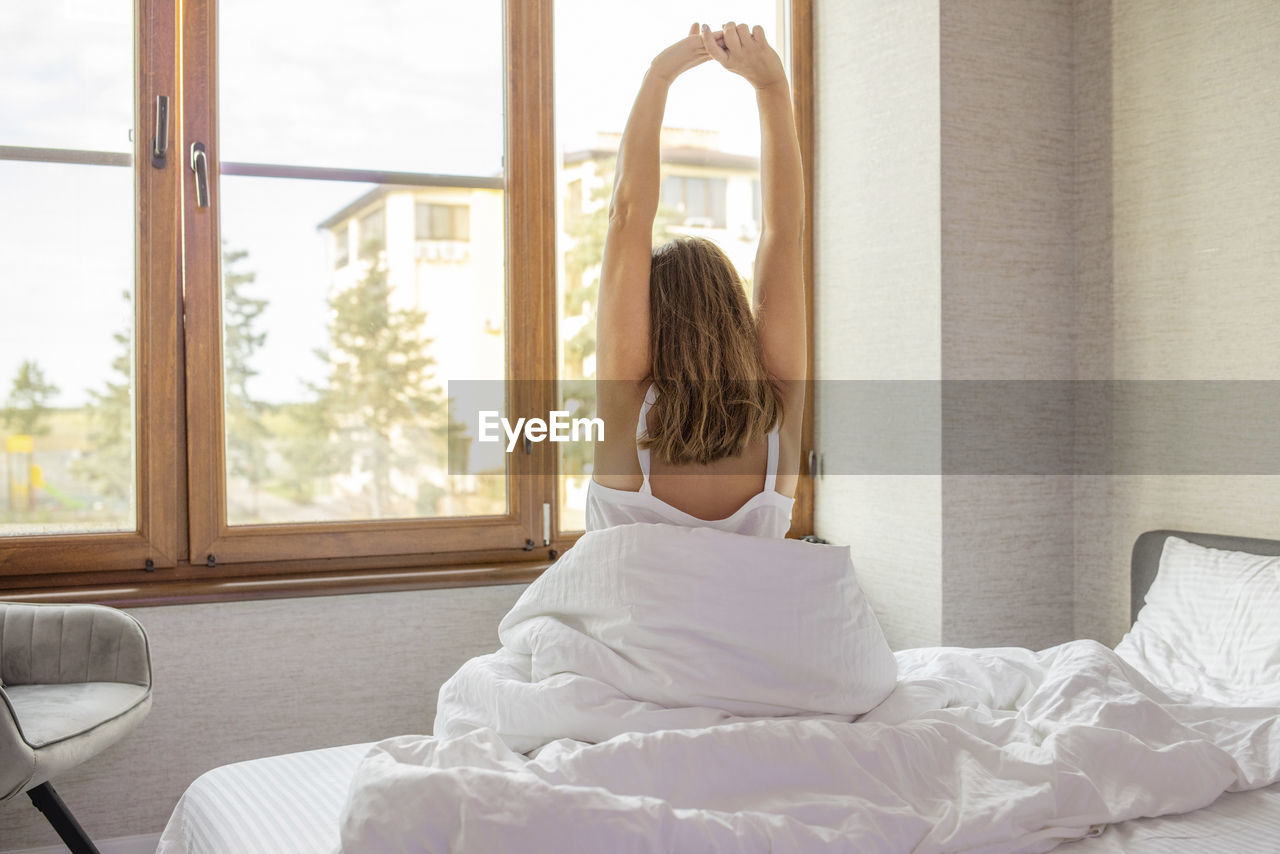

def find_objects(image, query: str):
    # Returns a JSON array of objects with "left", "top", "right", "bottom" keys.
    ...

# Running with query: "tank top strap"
[
  {"left": 763, "top": 425, "right": 780, "bottom": 493},
  {"left": 635, "top": 384, "right": 659, "bottom": 495}
]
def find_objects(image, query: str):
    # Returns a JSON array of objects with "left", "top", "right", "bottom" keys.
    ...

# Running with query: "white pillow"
[{"left": 1116, "top": 536, "right": 1280, "bottom": 706}]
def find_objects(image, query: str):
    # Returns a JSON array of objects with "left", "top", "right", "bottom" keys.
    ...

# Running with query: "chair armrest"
[
  {"left": 0, "top": 689, "right": 37, "bottom": 801},
  {"left": 0, "top": 603, "right": 151, "bottom": 688}
]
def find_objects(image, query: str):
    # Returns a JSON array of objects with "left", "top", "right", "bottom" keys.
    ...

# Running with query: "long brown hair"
[{"left": 642, "top": 236, "right": 783, "bottom": 465}]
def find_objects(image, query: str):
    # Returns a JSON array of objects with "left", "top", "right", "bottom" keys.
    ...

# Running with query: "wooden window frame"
[
  {"left": 0, "top": 0, "right": 182, "bottom": 584},
  {"left": 180, "top": 0, "right": 545, "bottom": 570},
  {"left": 1, "top": 0, "right": 814, "bottom": 605}
]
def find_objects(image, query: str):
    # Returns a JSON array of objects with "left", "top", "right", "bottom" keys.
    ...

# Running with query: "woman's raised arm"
[
  {"left": 596, "top": 24, "right": 711, "bottom": 383},
  {"left": 702, "top": 23, "right": 806, "bottom": 383}
]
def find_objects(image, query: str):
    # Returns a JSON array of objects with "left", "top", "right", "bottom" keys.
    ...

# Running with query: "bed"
[{"left": 156, "top": 527, "right": 1280, "bottom": 853}]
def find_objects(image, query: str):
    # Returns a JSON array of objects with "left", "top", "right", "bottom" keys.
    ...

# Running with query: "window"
[
  {"left": 356, "top": 208, "right": 385, "bottom": 261},
  {"left": 1, "top": 0, "right": 812, "bottom": 600},
  {"left": 564, "top": 179, "right": 584, "bottom": 227},
  {"left": 332, "top": 226, "right": 349, "bottom": 268},
  {"left": 661, "top": 175, "right": 729, "bottom": 228},
  {"left": 416, "top": 203, "right": 470, "bottom": 242},
  {"left": 0, "top": 0, "right": 178, "bottom": 575}
]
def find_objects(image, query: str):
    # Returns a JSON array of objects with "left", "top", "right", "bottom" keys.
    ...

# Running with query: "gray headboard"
[{"left": 1131, "top": 529, "right": 1280, "bottom": 625}]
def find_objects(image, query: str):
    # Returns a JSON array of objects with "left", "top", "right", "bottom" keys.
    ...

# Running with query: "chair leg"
[{"left": 27, "top": 782, "right": 101, "bottom": 854}]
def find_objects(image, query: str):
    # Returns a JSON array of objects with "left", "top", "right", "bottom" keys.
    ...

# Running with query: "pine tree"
[
  {"left": 74, "top": 292, "right": 134, "bottom": 505},
  {"left": 316, "top": 253, "right": 443, "bottom": 517},
  {"left": 2, "top": 360, "right": 59, "bottom": 436},
  {"left": 276, "top": 397, "right": 337, "bottom": 505},
  {"left": 222, "top": 243, "right": 269, "bottom": 517}
]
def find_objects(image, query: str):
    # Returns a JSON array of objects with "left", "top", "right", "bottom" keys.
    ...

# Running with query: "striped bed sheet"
[
  {"left": 1071, "top": 782, "right": 1280, "bottom": 853},
  {"left": 155, "top": 741, "right": 1280, "bottom": 854},
  {"left": 155, "top": 742, "right": 371, "bottom": 854}
]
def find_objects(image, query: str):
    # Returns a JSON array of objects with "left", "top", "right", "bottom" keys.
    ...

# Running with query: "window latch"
[
  {"left": 190, "top": 142, "right": 209, "bottom": 207},
  {"left": 151, "top": 95, "right": 169, "bottom": 168}
]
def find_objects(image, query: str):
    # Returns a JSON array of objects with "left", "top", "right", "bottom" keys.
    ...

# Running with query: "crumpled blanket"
[
  {"left": 335, "top": 524, "right": 1280, "bottom": 853},
  {"left": 433, "top": 522, "right": 898, "bottom": 753}
]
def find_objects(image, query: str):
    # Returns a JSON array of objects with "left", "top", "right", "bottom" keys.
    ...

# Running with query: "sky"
[{"left": 1, "top": 0, "right": 785, "bottom": 408}]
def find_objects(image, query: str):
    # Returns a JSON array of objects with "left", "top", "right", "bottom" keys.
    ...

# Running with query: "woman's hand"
[
  {"left": 649, "top": 23, "right": 713, "bottom": 83},
  {"left": 700, "top": 22, "right": 786, "bottom": 90}
]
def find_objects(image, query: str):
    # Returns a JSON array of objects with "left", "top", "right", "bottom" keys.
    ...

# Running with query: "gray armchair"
[{"left": 1, "top": 602, "right": 152, "bottom": 854}]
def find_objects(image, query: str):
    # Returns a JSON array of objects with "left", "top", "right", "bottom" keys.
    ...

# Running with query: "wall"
[
  {"left": 817, "top": 0, "right": 1280, "bottom": 650},
  {"left": 1075, "top": 0, "right": 1280, "bottom": 644},
  {"left": 816, "top": 0, "right": 1078, "bottom": 649},
  {"left": 937, "top": 0, "right": 1077, "bottom": 648},
  {"left": 0, "top": 584, "right": 526, "bottom": 850},
  {"left": 813, "top": 0, "right": 944, "bottom": 648}
]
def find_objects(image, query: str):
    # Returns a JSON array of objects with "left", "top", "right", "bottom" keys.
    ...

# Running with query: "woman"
[{"left": 587, "top": 22, "right": 806, "bottom": 538}]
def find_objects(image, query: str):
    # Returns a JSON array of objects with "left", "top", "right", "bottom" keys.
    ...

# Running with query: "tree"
[
  {"left": 222, "top": 243, "right": 270, "bottom": 516},
  {"left": 2, "top": 360, "right": 59, "bottom": 436},
  {"left": 74, "top": 292, "right": 134, "bottom": 505},
  {"left": 316, "top": 252, "right": 445, "bottom": 517},
  {"left": 274, "top": 398, "right": 337, "bottom": 506}
]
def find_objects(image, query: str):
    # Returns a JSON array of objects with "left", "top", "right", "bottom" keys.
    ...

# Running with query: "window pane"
[
  {"left": 416, "top": 203, "right": 470, "bottom": 242},
  {"left": 218, "top": 0, "right": 502, "bottom": 175},
  {"left": 554, "top": 1, "right": 787, "bottom": 531},
  {"left": 0, "top": 2, "right": 136, "bottom": 538},
  {"left": 357, "top": 207, "right": 385, "bottom": 261},
  {"left": 217, "top": 0, "right": 507, "bottom": 525},
  {"left": 0, "top": 4, "right": 133, "bottom": 153},
  {"left": 711, "top": 177, "right": 728, "bottom": 228},
  {"left": 219, "top": 176, "right": 507, "bottom": 526},
  {"left": 686, "top": 177, "right": 709, "bottom": 221}
]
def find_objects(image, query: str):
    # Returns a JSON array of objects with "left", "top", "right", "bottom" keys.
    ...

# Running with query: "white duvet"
[
  {"left": 433, "top": 523, "right": 897, "bottom": 753},
  {"left": 337, "top": 525, "right": 1280, "bottom": 853}
]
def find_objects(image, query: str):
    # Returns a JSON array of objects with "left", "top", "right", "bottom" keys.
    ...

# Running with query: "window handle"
[
  {"left": 151, "top": 95, "right": 169, "bottom": 168},
  {"left": 190, "top": 142, "right": 209, "bottom": 207}
]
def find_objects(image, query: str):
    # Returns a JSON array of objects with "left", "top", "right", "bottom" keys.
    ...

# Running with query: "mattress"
[
  {"left": 155, "top": 742, "right": 372, "bottom": 854},
  {"left": 156, "top": 740, "right": 1280, "bottom": 854}
]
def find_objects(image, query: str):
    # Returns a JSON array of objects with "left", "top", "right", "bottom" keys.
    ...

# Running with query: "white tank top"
[{"left": 585, "top": 384, "right": 794, "bottom": 538}]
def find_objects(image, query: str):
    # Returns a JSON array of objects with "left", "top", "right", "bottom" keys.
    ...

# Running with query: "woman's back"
[{"left": 587, "top": 383, "right": 798, "bottom": 537}]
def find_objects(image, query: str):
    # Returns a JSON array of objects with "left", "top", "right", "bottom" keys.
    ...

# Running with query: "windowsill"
[{"left": 0, "top": 556, "right": 552, "bottom": 609}]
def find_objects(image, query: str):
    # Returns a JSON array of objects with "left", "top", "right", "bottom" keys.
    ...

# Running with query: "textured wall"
[
  {"left": 1071, "top": 0, "right": 1120, "bottom": 645},
  {"left": 1075, "top": 0, "right": 1280, "bottom": 645},
  {"left": 814, "top": 0, "right": 944, "bottom": 648},
  {"left": 816, "top": 0, "right": 1078, "bottom": 649},
  {"left": 817, "top": 0, "right": 1279, "bottom": 650},
  {"left": 938, "top": 0, "right": 1077, "bottom": 649},
  {"left": 0, "top": 584, "right": 526, "bottom": 850}
]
